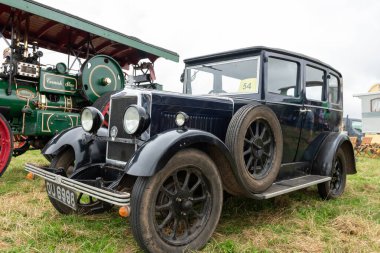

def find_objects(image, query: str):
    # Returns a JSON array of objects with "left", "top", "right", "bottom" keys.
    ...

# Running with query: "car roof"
[
  {"left": 0, "top": 0, "right": 179, "bottom": 68},
  {"left": 184, "top": 46, "right": 342, "bottom": 77}
]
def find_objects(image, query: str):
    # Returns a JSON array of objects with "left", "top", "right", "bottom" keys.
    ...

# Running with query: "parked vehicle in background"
[
  {"left": 26, "top": 46, "right": 356, "bottom": 253},
  {"left": 343, "top": 116, "right": 362, "bottom": 145},
  {"left": 0, "top": 0, "right": 179, "bottom": 176}
]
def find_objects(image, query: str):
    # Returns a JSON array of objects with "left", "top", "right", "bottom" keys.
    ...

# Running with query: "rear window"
[{"left": 329, "top": 74, "right": 340, "bottom": 104}]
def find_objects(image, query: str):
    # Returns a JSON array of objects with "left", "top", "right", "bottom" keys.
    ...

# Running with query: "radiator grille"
[
  {"left": 107, "top": 96, "right": 137, "bottom": 162},
  {"left": 109, "top": 96, "right": 137, "bottom": 139},
  {"left": 160, "top": 112, "right": 227, "bottom": 139}
]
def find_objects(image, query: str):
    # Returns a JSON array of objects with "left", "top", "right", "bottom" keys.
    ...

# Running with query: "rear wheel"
[
  {"left": 130, "top": 149, "right": 223, "bottom": 253},
  {"left": 47, "top": 149, "right": 112, "bottom": 214},
  {"left": 318, "top": 148, "right": 347, "bottom": 200},
  {"left": 0, "top": 113, "right": 13, "bottom": 177}
]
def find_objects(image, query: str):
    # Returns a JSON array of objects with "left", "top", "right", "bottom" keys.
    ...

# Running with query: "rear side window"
[
  {"left": 329, "top": 74, "right": 340, "bottom": 104},
  {"left": 267, "top": 57, "right": 299, "bottom": 97},
  {"left": 305, "top": 65, "right": 326, "bottom": 101}
]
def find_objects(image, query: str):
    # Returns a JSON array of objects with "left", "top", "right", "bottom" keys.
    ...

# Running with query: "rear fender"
[
  {"left": 42, "top": 126, "right": 108, "bottom": 170},
  {"left": 312, "top": 132, "right": 356, "bottom": 176}
]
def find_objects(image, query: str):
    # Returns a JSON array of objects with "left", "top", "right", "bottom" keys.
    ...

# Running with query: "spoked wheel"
[
  {"left": 13, "top": 135, "right": 30, "bottom": 157},
  {"left": 92, "top": 91, "right": 117, "bottom": 128},
  {"left": 0, "top": 113, "right": 13, "bottom": 177},
  {"left": 243, "top": 119, "right": 275, "bottom": 180},
  {"left": 130, "top": 149, "right": 223, "bottom": 253},
  {"left": 318, "top": 148, "right": 347, "bottom": 200},
  {"left": 226, "top": 104, "right": 283, "bottom": 193},
  {"left": 47, "top": 149, "right": 112, "bottom": 214}
]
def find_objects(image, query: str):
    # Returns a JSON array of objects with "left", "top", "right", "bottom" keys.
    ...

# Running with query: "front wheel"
[
  {"left": 130, "top": 149, "right": 223, "bottom": 253},
  {"left": 318, "top": 148, "right": 347, "bottom": 200},
  {"left": 47, "top": 149, "right": 112, "bottom": 214}
]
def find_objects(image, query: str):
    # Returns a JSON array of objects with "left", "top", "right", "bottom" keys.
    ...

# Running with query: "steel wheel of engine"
[
  {"left": 92, "top": 91, "right": 118, "bottom": 128},
  {"left": 0, "top": 113, "right": 13, "bottom": 177},
  {"left": 243, "top": 119, "right": 274, "bottom": 180},
  {"left": 13, "top": 135, "right": 30, "bottom": 157}
]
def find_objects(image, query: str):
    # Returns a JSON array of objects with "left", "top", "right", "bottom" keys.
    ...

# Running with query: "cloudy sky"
[{"left": 33, "top": 0, "right": 380, "bottom": 117}]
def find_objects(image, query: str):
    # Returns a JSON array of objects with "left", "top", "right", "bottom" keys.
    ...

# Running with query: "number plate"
[{"left": 46, "top": 181, "right": 77, "bottom": 210}]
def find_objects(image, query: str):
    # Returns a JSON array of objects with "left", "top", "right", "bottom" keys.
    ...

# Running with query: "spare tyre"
[{"left": 225, "top": 104, "right": 283, "bottom": 193}]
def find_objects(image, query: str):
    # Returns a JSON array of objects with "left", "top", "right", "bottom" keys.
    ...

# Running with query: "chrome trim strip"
[
  {"left": 304, "top": 104, "right": 343, "bottom": 112},
  {"left": 106, "top": 158, "right": 127, "bottom": 167},
  {"left": 25, "top": 163, "right": 130, "bottom": 206},
  {"left": 266, "top": 101, "right": 303, "bottom": 107},
  {"left": 266, "top": 101, "right": 343, "bottom": 112}
]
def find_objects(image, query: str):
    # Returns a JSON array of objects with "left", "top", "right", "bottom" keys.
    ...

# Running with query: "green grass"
[{"left": 0, "top": 151, "right": 379, "bottom": 252}]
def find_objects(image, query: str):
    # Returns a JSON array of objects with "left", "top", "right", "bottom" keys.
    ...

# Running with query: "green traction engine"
[
  {"left": 0, "top": 0, "right": 179, "bottom": 176},
  {"left": 0, "top": 52, "right": 124, "bottom": 153}
]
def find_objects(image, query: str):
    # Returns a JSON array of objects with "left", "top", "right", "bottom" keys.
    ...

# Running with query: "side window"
[
  {"left": 305, "top": 65, "right": 326, "bottom": 101},
  {"left": 267, "top": 57, "right": 298, "bottom": 97},
  {"left": 329, "top": 74, "right": 340, "bottom": 104}
]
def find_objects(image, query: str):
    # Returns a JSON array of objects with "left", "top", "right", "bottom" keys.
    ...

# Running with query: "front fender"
[
  {"left": 312, "top": 132, "right": 356, "bottom": 176},
  {"left": 125, "top": 129, "right": 234, "bottom": 177},
  {"left": 42, "top": 126, "right": 108, "bottom": 170}
]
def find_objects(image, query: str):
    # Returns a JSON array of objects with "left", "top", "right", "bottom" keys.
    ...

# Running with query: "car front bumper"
[{"left": 25, "top": 163, "right": 130, "bottom": 206}]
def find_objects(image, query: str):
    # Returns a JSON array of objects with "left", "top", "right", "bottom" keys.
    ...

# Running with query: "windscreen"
[{"left": 185, "top": 57, "right": 260, "bottom": 95}]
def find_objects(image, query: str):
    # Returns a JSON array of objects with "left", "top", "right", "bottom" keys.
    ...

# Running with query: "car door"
[
  {"left": 264, "top": 53, "right": 304, "bottom": 163},
  {"left": 295, "top": 62, "right": 330, "bottom": 162}
]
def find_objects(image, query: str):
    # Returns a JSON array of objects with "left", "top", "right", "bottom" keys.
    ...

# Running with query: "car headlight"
[
  {"left": 123, "top": 105, "right": 150, "bottom": 135},
  {"left": 81, "top": 107, "right": 104, "bottom": 133},
  {"left": 175, "top": 112, "right": 189, "bottom": 127}
]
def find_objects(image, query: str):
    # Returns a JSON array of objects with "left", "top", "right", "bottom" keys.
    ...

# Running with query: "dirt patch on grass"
[
  {"left": 332, "top": 214, "right": 370, "bottom": 236},
  {"left": 327, "top": 214, "right": 380, "bottom": 252}
]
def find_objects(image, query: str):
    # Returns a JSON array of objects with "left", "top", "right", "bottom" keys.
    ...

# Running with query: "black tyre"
[
  {"left": 92, "top": 91, "right": 118, "bottom": 128},
  {"left": 47, "top": 149, "right": 112, "bottom": 214},
  {"left": 318, "top": 148, "right": 347, "bottom": 200},
  {"left": 0, "top": 113, "right": 13, "bottom": 177},
  {"left": 130, "top": 149, "right": 223, "bottom": 253},
  {"left": 226, "top": 104, "right": 283, "bottom": 193}
]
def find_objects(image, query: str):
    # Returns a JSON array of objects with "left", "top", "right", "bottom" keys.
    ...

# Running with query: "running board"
[
  {"left": 25, "top": 163, "right": 130, "bottom": 206},
  {"left": 253, "top": 175, "right": 331, "bottom": 199}
]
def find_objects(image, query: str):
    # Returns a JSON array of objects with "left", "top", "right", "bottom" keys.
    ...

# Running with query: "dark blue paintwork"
[
  {"left": 126, "top": 128, "right": 233, "bottom": 176},
  {"left": 42, "top": 126, "right": 107, "bottom": 170},
  {"left": 149, "top": 92, "right": 233, "bottom": 140},
  {"left": 42, "top": 47, "right": 355, "bottom": 196},
  {"left": 312, "top": 132, "right": 356, "bottom": 176}
]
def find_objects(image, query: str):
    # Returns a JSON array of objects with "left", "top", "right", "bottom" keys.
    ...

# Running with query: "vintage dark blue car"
[{"left": 26, "top": 47, "right": 356, "bottom": 253}]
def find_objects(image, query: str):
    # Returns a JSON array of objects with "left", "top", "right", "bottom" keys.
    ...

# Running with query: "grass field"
[{"left": 0, "top": 150, "right": 379, "bottom": 252}]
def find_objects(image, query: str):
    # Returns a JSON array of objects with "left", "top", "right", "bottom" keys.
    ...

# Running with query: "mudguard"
[
  {"left": 126, "top": 129, "right": 234, "bottom": 176},
  {"left": 312, "top": 132, "right": 356, "bottom": 176},
  {"left": 42, "top": 126, "right": 108, "bottom": 170}
]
